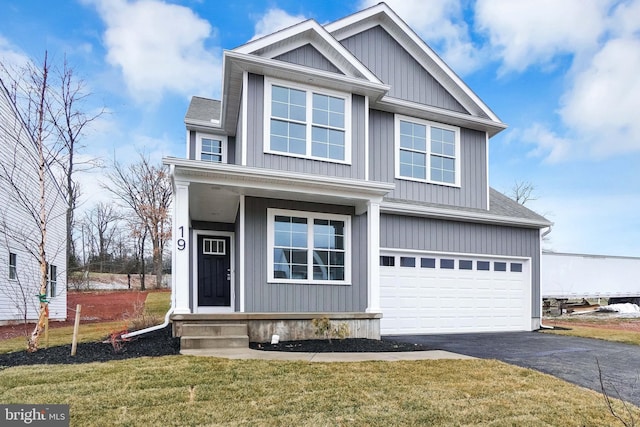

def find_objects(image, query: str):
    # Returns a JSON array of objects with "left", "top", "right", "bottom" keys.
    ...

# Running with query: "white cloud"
[
  {"left": 475, "top": 0, "right": 612, "bottom": 74},
  {"left": 251, "top": 8, "right": 307, "bottom": 41},
  {"left": 359, "top": 0, "right": 484, "bottom": 75},
  {"left": 88, "top": 0, "right": 221, "bottom": 103},
  {"left": 560, "top": 37, "right": 640, "bottom": 157},
  {"left": 0, "top": 36, "right": 31, "bottom": 73},
  {"left": 511, "top": 123, "right": 572, "bottom": 164}
]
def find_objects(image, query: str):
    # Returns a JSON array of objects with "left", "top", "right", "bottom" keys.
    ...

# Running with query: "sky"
[{"left": 1, "top": 0, "right": 640, "bottom": 257}]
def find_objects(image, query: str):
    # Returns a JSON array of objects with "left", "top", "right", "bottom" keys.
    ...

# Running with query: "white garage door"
[{"left": 380, "top": 252, "right": 532, "bottom": 335}]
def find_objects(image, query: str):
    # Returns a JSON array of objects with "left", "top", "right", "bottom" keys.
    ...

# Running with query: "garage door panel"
[{"left": 380, "top": 251, "right": 532, "bottom": 335}]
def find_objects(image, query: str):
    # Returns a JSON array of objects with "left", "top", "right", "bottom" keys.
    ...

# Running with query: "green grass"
[
  {"left": 542, "top": 324, "right": 640, "bottom": 346},
  {"left": 0, "top": 291, "right": 171, "bottom": 354},
  {"left": 0, "top": 357, "right": 637, "bottom": 426}
]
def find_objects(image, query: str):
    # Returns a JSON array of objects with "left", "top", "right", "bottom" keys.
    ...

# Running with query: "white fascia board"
[
  {"left": 378, "top": 96, "right": 507, "bottom": 137},
  {"left": 234, "top": 19, "right": 381, "bottom": 84},
  {"left": 164, "top": 157, "right": 394, "bottom": 200},
  {"left": 381, "top": 200, "right": 553, "bottom": 229},
  {"left": 224, "top": 51, "right": 390, "bottom": 99},
  {"left": 326, "top": 3, "right": 503, "bottom": 125},
  {"left": 184, "top": 118, "right": 224, "bottom": 133}
]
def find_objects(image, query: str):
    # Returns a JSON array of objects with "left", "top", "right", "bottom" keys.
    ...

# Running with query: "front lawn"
[
  {"left": 0, "top": 356, "right": 637, "bottom": 426},
  {"left": 541, "top": 324, "right": 640, "bottom": 346}
]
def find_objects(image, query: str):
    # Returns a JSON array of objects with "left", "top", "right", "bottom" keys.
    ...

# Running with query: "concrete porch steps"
[{"left": 179, "top": 323, "right": 249, "bottom": 350}]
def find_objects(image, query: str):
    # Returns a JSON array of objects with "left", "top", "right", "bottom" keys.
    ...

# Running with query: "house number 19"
[{"left": 177, "top": 226, "right": 186, "bottom": 251}]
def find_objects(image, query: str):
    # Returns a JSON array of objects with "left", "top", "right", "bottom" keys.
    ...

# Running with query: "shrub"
[{"left": 311, "top": 317, "right": 350, "bottom": 343}]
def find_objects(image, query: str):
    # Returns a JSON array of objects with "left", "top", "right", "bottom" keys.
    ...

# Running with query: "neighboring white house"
[{"left": 0, "top": 83, "right": 67, "bottom": 324}]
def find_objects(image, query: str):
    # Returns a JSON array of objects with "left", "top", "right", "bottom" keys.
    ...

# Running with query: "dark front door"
[{"left": 197, "top": 235, "right": 231, "bottom": 307}]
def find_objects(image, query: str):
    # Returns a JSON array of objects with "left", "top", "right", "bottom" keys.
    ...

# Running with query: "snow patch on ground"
[{"left": 599, "top": 303, "right": 640, "bottom": 315}]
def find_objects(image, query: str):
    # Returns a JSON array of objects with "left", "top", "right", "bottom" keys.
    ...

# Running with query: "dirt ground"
[
  {"left": 544, "top": 316, "right": 640, "bottom": 332},
  {"left": 0, "top": 290, "right": 149, "bottom": 340}
]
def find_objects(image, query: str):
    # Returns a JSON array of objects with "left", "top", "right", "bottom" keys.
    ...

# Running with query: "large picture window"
[
  {"left": 395, "top": 115, "right": 460, "bottom": 186},
  {"left": 265, "top": 78, "right": 351, "bottom": 163},
  {"left": 268, "top": 209, "right": 351, "bottom": 284}
]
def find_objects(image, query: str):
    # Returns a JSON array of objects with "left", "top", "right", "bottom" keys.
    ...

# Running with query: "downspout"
[
  {"left": 121, "top": 286, "right": 175, "bottom": 339},
  {"left": 539, "top": 225, "right": 554, "bottom": 329}
]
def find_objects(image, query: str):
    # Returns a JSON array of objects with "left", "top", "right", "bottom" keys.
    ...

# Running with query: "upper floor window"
[
  {"left": 8, "top": 252, "right": 16, "bottom": 280},
  {"left": 267, "top": 208, "right": 351, "bottom": 285},
  {"left": 196, "top": 133, "right": 227, "bottom": 163},
  {"left": 394, "top": 115, "right": 460, "bottom": 187},
  {"left": 264, "top": 78, "right": 351, "bottom": 164}
]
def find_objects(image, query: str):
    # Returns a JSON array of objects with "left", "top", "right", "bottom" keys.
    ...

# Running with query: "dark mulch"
[
  {"left": 0, "top": 326, "right": 180, "bottom": 368},
  {"left": 250, "top": 338, "right": 432, "bottom": 353}
]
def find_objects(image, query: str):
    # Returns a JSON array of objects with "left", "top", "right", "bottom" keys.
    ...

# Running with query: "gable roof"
[
  {"left": 325, "top": 3, "right": 504, "bottom": 129},
  {"left": 234, "top": 19, "right": 381, "bottom": 83}
]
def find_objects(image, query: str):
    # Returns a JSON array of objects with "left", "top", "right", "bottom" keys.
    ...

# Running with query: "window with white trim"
[
  {"left": 268, "top": 209, "right": 351, "bottom": 284},
  {"left": 196, "top": 133, "right": 227, "bottom": 163},
  {"left": 265, "top": 78, "right": 351, "bottom": 163},
  {"left": 8, "top": 252, "right": 16, "bottom": 280},
  {"left": 395, "top": 115, "right": 460, "bottom": 186},
  {"left": 47, "top": 264, "right": 57, "bottom": 298}
]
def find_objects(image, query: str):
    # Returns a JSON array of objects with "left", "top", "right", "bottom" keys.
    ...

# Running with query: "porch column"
[
  {"left": 173, "top": 180, "right": 191, "bottom": 314},
  {"left": 366, "top": 200, "right": 381, "bottom": 312}
]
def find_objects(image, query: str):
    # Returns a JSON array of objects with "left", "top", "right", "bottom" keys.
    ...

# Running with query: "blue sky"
[{"left": 1, "top": 0, "right": 639, "bottom": 256}]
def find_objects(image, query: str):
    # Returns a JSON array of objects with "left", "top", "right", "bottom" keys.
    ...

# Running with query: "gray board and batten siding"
[
  {"left": 245, "top": 73, "right": 367, "bottom": 179},
  {"left": 274, "top": 44, "right": 344, "bottom": 75},
  {"left": 243, "top": 197, "right": 368, "bottom": 313},
  {"left": 380, "top": 214, "right": 542, "bottom": 317},
  {"left": 369, "top": 109, "right": 488, "bottom": 209},
  {"left": 341, "top": 25, "right": 470, "bottom": 115}
]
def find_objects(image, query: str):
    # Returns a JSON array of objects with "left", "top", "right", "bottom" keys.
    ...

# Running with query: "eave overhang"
[
  {"left": 220, "top": 51, "right": 391, "bottom": 134},
  {"left": 165, "top": 157, "right": 395, "bottom": 214},
  {"left": 381, "top": 200, "right": 553, "bottom": 229}
]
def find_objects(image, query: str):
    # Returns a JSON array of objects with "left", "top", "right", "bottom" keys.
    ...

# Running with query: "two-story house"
[
  {"left": 165, "top": 3, "right": 551, "bottom": 346},
  {"left": 0, "top": 83, "right": 67, "bottom": 325}
]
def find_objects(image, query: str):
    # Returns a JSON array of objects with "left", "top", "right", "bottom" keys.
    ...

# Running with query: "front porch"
[{"left": 171, "top": 312, "right": 381, "bottom": 350}]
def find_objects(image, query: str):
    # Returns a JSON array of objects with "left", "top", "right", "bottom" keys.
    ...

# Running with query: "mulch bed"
[
  {"left": 250, "top": 338, "right": 432, "bottom": 352},
  {"left": 0, "top": 326, "right": 180, "bottom": 367}
]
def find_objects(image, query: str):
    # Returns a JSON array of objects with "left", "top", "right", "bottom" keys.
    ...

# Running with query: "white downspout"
[
  {"left": 539, "top": 225, "right": 554, "bottom": 329},
  {"left": 122, "top": 286, "right": 175, "bottom": 339}
]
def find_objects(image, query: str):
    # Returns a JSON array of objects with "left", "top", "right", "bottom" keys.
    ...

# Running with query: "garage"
[{"left": 380, "top": 251, "right": 532, "bottom": 335}]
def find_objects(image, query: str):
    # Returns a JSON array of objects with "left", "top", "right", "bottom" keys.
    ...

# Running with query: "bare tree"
[
  {"left": 510, "top": 180, "right": 537, "bottom": 205},
  {"left": 83, "top": 202, "right": 121, "bottom": 273},
  {"left": 48, "top": 57, "right": 104, "bottom": 272},
  {"left": 0, "top": 52, "right": 66, "bottom": 352},
  {"left": 103, "top": 153, "right": 171, "bottom": 289}
]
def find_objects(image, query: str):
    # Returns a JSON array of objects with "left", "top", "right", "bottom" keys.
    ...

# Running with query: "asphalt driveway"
[{"left": 385, "top": 331, "right": 640, "bottom": 407}]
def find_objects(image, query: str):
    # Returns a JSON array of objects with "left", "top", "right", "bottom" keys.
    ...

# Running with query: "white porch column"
[
  {"left": 173, "top": 180, "right": 191, "bottom": 314},
  {"left": 366, "top": 200, "right": 381, "bottom": 313}
]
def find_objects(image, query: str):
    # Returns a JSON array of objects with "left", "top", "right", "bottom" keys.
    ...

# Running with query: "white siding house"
[{"left": 0, "top": 84, "right": 67, "bottom": 324}]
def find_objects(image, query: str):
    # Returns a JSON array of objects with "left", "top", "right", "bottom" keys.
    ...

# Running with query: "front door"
[{"left": 197, "top": 235, "right": 231, "bottom": 307}]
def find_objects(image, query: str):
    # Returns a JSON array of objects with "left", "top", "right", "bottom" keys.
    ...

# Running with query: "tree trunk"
[{"left": 27, "top": 52, "right": 49, "bottom": 353}]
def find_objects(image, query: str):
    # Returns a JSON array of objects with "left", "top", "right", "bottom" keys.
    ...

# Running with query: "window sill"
[
  {"left": 267, "top": 279, "right": 352, "bottom": 286},
  {"left": 395, "top": 175, "right": 461, "bottom": 188}
]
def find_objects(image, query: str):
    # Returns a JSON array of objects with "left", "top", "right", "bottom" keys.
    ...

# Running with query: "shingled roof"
[{"left": 185, "top": 96, "right": 221, "bottom": 123}]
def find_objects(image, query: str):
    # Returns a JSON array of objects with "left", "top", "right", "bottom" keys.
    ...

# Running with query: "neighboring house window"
[
  {"left": 47, "top": 264, "right": 57, "bottom": 298},
  {"left": 8, "top": 252, "right": 17, "bottom": 280},
  {"left": 196, "top": 133, "right": 227, "bottom": 163},
  {"left": 265, "top": 78, "right": 351, "bottom": 163},
  {"left": 395, "top": 115, "right": 460, "bottom": 186},
  {"left": 267, "top": 209, "right": 351, "bottom": 284}
]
